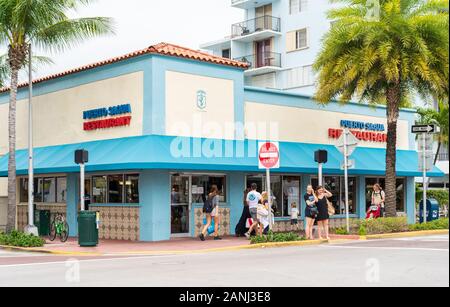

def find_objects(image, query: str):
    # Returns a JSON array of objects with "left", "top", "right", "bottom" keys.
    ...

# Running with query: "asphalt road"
[{"left": 0, "top": 235, "right": 448, "bottom": 287}]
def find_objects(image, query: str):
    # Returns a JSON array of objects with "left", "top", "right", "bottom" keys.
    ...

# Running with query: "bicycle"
[{"left": 49, "top": 212, "right": 69, "bottom": 243}]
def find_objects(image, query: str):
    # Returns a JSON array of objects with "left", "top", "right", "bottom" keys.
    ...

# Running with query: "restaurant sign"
[
  {"left": 83, "top": 104, "right": 132, "bottom": 131},
  {"left": 329, "top": 120, "right": 387, "bottom": 143}
]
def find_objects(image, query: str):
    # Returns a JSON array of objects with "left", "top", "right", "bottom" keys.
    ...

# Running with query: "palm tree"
[
  {"left": 314, "top": 0, "right": 449, "bottom": 217},
  {"left": 417, "top": 101, "right": 449, "bottom": 165},
  {"left": 0, "top": 0, "right": 114, "bottom": 233}
]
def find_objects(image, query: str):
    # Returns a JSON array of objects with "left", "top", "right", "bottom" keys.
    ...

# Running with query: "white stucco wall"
[
  {"left": 245, "top": 102, "right": 411, "bottom": 150},
  {"left": 165, "top": 70, "right": 235, "bottom": 140},
  {"left": 0, "top": 72, "right": 144, "bottom": 152}
]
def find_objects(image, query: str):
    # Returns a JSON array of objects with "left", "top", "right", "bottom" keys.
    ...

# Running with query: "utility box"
[{"left": 419, "top": 199, "right": 440, "bottom": 223}]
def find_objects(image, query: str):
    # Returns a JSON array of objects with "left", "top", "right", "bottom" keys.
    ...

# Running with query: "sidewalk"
[{"left": 0, "top": 234, "right": 358, "bottom": 256}]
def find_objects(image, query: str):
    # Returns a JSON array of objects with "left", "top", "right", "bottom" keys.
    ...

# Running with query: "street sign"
[
  {"left": 341, "top": 159, "right": 356, "bottom": 171},
  {"left": 336, "top": 130, "right": 359, "bottom": 156},
  {"left": 412, "top": 124, "right": 440, "bottom": 134},
  {"left": 258, "top": 142, "right": 280, "bottom": 169}
]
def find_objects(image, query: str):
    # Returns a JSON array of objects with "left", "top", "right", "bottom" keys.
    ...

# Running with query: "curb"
[
  {"left": 359, "top": 229, "right": 449, "bottom": 240},
  {"left": 0, "top": 245, "right": 101, "bottom": 256}
]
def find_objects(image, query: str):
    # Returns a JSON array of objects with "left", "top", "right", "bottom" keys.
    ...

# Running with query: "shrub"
[
  {"left": 333, "top": 228, "right": 350, "bottom": 235},
  {"left": 250, "top": 232, "right": 305, "bottom": 245},
  {"left": 354, "top": 217, "right": 409, "bottom": 235},
  {"left": 409, "top": 218, "right": 449, "bottom": 231},
  {"left": 0, "top": 231, "right": 45, "bottom": 248}
]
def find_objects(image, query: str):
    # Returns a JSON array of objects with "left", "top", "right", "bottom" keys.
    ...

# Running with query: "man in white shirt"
[{"left": 245, "top": 183, "right": 262, "bottom": 239}]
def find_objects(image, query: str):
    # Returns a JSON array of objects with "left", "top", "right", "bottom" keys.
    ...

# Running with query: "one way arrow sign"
[{"left": 412, "top": 125, "right": 440, "bottom": 134}]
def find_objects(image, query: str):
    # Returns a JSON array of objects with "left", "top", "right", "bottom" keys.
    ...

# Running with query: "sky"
[{"left": 1, "top": 0, "right": 244, "bottom": 81}]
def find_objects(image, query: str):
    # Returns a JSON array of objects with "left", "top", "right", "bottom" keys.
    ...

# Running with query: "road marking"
[
  {"left": 323, "top": 245, "right": 449, "bottom": 252},
  {"left": 0, "top": 254, "right": 177, "bottom": 269}
]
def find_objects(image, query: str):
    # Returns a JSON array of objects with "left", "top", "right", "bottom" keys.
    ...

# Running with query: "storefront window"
[
  {"left": 365, "top": 178, "right": 406, "bottom": 213},
  {"left": 34, "top": 178, "right": 43, "bottom": 203},
  {"left": 56, "top": 177, "right": 67, "bottom": 203},
  {"left": 246, "top": 175, "right": 301, "bottom": 218},
  {"left": 125, "top": 174, "right": 139, "bottom": 203},
  {"left": 312, "top": 176, "right": 357, "bottom": 215},
  {"left": 43, "top": 178, "right": 56, "bottom": 203},
  {"left": 191, "top": 175, "right": 226, "bottom": 203},
  {"left": 92, "top": 176, "right": 107, "bottom": 203},
  {"left": 20, "top": 178, "right": 28, "bottom": 203},
  {"left": 108, "top": 175, "right": 124, "bottom": 203}
]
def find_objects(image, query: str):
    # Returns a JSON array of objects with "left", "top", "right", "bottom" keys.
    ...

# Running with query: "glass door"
[{"left": 170, "top": 175, "right": 191, "bottom": 236}]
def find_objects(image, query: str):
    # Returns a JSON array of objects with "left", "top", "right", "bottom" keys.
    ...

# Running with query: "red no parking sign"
[{"left": 258, "top": 142, "right": 280, "bottom": 169}]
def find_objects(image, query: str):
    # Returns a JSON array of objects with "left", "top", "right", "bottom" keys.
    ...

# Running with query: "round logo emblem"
[{"left": 197, "top": 90, "right": 207, "bottom": 110}]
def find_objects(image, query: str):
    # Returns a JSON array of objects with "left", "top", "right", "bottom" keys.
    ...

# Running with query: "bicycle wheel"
[
  {"left": 60, "top": 222, "right": 69, "bottom": 243},
  {"left": 49, "top": 221, "right": 57, "bottom": 242}
]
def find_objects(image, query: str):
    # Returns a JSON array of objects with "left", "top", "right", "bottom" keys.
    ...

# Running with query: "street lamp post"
[{"left": 24, "top": 44, "right": 38, "bottom": 236}]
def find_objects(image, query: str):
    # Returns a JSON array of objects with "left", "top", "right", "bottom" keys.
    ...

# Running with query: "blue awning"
[{"left": 0, "top": 135, "right": 444, "bottom": 177}]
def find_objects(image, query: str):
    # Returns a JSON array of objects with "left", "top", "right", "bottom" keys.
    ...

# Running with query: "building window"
[
  {"left": 312, "top": 176, "right": 358, "bottom": 215},
  {"left": 43, "top": 178, "right": 56, "bottom": 203},
  {"left": 20, "top": 178, "right": 29, "bottom": 203},
  {"left": 222, "top": 49, "right": 231, "bottom": 59},
  {"left": 286, "top": 65, "right": 315, "bottom": 89},
  {"left": 295, "top": 28, "right": 308, "bottom": 49},
  {"left": 108, "top": 175, "right": 124, "bottom": 203},
  {"left": 365, "top": 178, "right": 406, "bottom": 213},
  {"left": 191, "top": 175, "right": 227, "bottom": 203},
  {"left": 125, "top": 174, "right": 139, "bottom": 203},
  {"left": 246, "top": 175, "right": 301, "bottom": 218},
  {"left": 34, "top": 178, "right": 43, "bottom": 203},
  {"left": 92, "top": 176, "right": 107, "bottom": 204},
  {"left": 56, "top": 177, "right": 67, "bottom": 203},
  {"left": 290, "top": 0, "right": 308, "bottom": 14}
]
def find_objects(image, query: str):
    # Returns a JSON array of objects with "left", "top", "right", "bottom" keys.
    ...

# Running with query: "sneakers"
[
  {"left": 244, "top": 232, "right": 251, "bottom": 239},
  {"left": 214, "top": 237, "right": 222, "bottom": 241},
  {"left": 199, "top": 234, "right": 205, "bottom": 241}
]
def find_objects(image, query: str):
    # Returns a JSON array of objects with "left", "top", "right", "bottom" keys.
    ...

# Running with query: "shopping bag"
[{"left": 245, "top": 218, "right": 253, "bottom": 229}]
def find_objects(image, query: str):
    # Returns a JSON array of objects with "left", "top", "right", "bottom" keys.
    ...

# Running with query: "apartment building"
[{"left": 201, "top": 0, "right": 334, "bottom": 95}]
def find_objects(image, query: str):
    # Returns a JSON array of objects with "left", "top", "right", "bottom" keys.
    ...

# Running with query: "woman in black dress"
[
  {"left": 315, "top": 186, "right": 333, "bottom": 240},
  {"left": 304, "top": 185, "right": 318, "bottom": 240},
  {"left": 235, "top": 188, "right": 252, "bottom": 237}
]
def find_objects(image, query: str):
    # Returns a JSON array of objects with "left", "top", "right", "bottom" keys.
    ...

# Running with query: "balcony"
[
  {"left": 438, "top": 153, "right": 449, "bottom": 162},
  {"left": 231, "top": 16, "right": 281, "bottom": 42},
  {"left": 231, "top": 0, "right": 277, "bottom": 9},
  {"left": 234, "top": 52, "right": 282, "bottom": 76}
]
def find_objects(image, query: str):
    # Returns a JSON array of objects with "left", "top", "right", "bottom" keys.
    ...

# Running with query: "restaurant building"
[{"left": 0, "top": 43, "right": 443, "bottom": 241}]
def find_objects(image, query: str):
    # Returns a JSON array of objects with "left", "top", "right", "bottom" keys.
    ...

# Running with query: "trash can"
[
  {"left": 29, "top": 206, "right": 50, "bottom": 236},
  {"left": 419, "top": 199, "right": 440, "bottom": 223},
  {"left": 78, "top": 211, "right": 99, "bottom": 247}
]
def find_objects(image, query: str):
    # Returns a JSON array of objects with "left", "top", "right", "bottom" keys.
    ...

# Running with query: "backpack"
[{"left": 203, "top": 196, "right": 214, "bottom": 214}]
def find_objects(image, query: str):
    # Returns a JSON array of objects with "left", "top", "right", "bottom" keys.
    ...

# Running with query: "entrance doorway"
[{"left": 170, "top": 175, "right": 191, "bottom": 236}]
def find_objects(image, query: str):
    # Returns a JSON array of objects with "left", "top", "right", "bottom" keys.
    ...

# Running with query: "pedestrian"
[
  {"left": 304, "top": 185, "right": 318, "bottom": 240},
  {"left": 315, "top": 186, "right": 333, "bottom": 241},
  {"left": 245, "top": 183, "right": 262, "bottom": 239},
  {"left": 235, "top": 188, "right": 252, "bottom": 237},
  {"left": 199, "top": 185, "right": 222, "bottom": 241},
  {"left": 372, "top": 184, "right": 386, "bottom": 217},
  {"left": 290, "top": 202, "right": 299, "bottom": 230},
  {"left": 258, "top": 191, "right": 271, "bottom": 236}
]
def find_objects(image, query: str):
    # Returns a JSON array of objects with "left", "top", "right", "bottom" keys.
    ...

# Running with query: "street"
[{"left": 0, "top": 234, "right": 448, "bottom": 287}]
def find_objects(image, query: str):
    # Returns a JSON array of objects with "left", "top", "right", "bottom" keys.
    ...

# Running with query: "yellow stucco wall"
[
  {"left": 245, "top": 102, "right": 410, "bottom": 150},
  {"left": 165, "top": 70, "right": 235, "bottom": 140},
  {"left": 0, "top": 72, "right": 144, "bottom": 152}
]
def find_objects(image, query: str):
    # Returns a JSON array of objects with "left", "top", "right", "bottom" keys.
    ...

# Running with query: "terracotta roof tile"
[{"left": 0, "top": 42, "right": 247, "bottom": 94}]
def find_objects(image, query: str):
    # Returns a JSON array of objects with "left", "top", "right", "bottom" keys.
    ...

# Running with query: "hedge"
[
  {"left": 250, "top": 232, "right": 305, "bottom": 245},
  {"left": 416, "top": 189, "right": 449, "bottom": 208},
  {"left": 0, "top": 231, "right": 46, "bottom": 248}
]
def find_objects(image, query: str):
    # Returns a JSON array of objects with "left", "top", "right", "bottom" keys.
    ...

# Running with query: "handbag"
[{"left": 327, "top": 199, "right": 336, "bottom": 216}]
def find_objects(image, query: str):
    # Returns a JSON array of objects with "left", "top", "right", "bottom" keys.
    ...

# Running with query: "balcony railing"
[
  {"left": 437, "top": 153, "right": 449, "bottom": 161},
  {"left": 234, "top": 52, "right": 281, "bottom": 70},
  {"left": 231, "top": 16, "right": 281, "bottom": 38}
]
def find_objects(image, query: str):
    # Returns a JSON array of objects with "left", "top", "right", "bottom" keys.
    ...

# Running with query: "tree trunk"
[
  {"left": 5, "top": 45, "right": 28, "bottom": 233},
  {"left": 6, "top": 67, "right": 18, "bottom": 233},
  {"left": 385, "top": 83, "right": 401, "bottom": 218}
]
